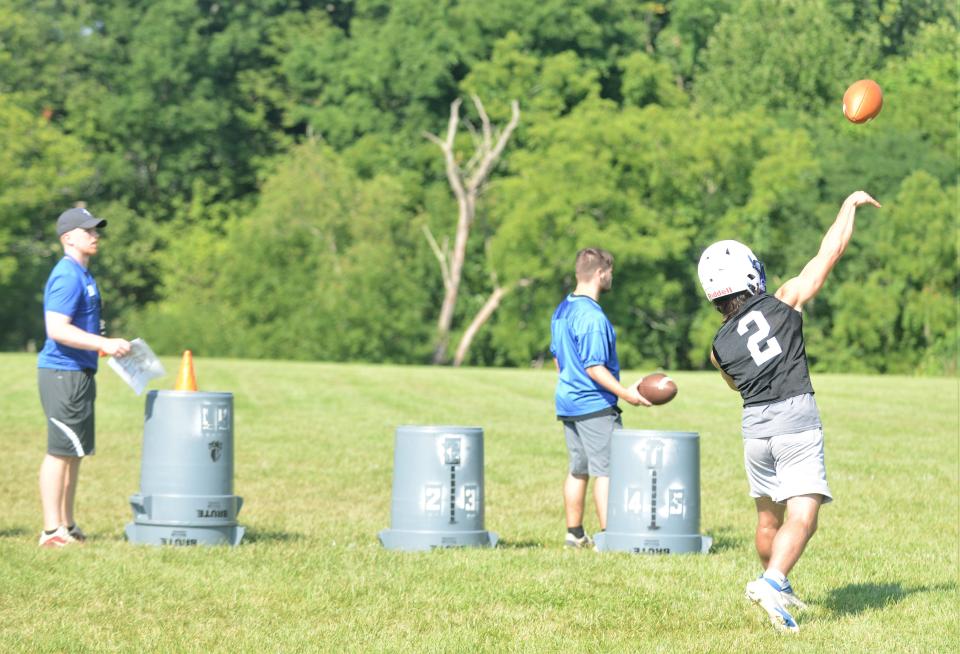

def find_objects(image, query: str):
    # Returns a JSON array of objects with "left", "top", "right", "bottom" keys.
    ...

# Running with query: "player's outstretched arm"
[
  {"left": 585, "top": 365, "right": 652, "bottom": 407},
  {"left": 775, "top": 191, "right": 880, "bottom": 311}
]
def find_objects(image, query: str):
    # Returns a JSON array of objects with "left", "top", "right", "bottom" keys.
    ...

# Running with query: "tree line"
[{"left": 1, "top": 0, "right": 956, "bottom": 374}]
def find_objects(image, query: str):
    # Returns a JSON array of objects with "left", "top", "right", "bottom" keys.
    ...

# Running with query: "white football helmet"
[{"left": 697, "top": 240, "right": 766, "bottom": 301}]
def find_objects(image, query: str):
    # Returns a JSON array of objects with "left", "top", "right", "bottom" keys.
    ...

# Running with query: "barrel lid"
[
  {"left": 147, "top": 390, "right": 233, "bottom": 399},
  {"left": 614, "top": 429, "right": 699, "bottom": 439},
  {"left": 396, "top": 425, "right": 483, "bottom": 435}
]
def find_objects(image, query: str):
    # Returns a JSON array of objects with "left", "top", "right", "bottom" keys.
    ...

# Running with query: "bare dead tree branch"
[
  {"left": 453, "top": 277, "right": 532, "bottom": 367},
  {"left": 467, "top": 99, "right": 520, "bottom": 195},
  {"left": 423, "top": 97, "right": 521, "bottom": 364},
  {"left": 472, "top": 95, "right": 493, "bottom": 154},
  {"left": 421, "top": 224, "right": 450, "bottom": 289},
  {"left": 463, "top": 120, "right": 484, "bottom": 171}
]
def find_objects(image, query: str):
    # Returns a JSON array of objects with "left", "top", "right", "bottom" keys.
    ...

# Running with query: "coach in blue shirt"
[
  {"left": 550, "top": 248, "right": 650, "bottom": 548},
  {"left": 36, "top": 207, "right": 131, "bottom": 548}
]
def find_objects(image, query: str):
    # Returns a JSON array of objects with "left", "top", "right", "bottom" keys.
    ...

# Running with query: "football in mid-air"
[
  {"left": 637, "top": 373, "right": 678, "bottom": 405},
  {"left": 842, "top": 79, "right": 883, "bottom": 123}
]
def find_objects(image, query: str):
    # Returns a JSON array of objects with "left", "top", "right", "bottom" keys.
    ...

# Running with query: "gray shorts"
[
  {"left": 743, "top": 428, "right": 832, "bottom": 504},
  {"left": 563, "top": 412, "right": 622, "bottom": 477},
  {"left": 38, "top": 368, "right": 96, "bottom": 457}
]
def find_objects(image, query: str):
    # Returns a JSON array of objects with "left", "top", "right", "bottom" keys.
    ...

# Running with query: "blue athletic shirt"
[
  {"left": 550, "top": 294, "right": 620, "bottom": 418},
  {"left": 38, "top": 256, "right": 101, "bottom": 372}
]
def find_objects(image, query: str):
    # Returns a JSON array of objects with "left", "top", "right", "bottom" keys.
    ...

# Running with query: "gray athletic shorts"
[
  {"left": 743, "top": 427, "right": 832, "bottom": 504},
  {"left": 38, "top": 368, "right": 96, "bottom": 458},
  {"left": 563, "top": 412, "right": 622, "bottom": 477}
]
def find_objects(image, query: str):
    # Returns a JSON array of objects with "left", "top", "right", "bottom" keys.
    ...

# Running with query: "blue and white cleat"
[
  {"left": 780, "top": 579, "right": 808, "bottom": 611},
  {"left": 745, "top": 578, "right": 800, "bottom": 633},
  {"left": 757, "top": 574, "right": 809, "bottom": 611}
]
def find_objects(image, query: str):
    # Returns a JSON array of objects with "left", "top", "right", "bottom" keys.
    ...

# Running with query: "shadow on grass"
[
  {"left": 706, "top": 525, "right": 748, "bottom": 553},
  {"left": 824, "top": 581, "right": 959, "bottom": 615},
  {"left": 0, "top": 526, "right": 29, "bottom": 538},
  {"left": 242, "top": 528, "right": 306, "bottom": 544}
]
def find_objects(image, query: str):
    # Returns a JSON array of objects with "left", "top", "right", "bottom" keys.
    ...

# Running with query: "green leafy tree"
[
  {"left": 59, "top": 0, "right": 289, "bottom": 212},
  {"left": 460, "top": 32, "right": 600, "bottom": 124},
  {"left": 619, "top": 50, "right": 689, "bottom": 108},
  {"left": 0, "top": 95, "right": 92, "bottom": 349},
  {"left": 832, "top": 0, "right": 958, "bottom": 55},
  {"left": 274, "top": 0, "right": 465, "bottom": 150},
  {"left": 133, "top": 142, "right": 434, "bottom": 362},
  {"left": 695, "top": 0, "right": 881, "bottom": 115},
  {"left": 653, "top": 0, "right": 734, "bottom": 87},
  {"left": 485, "top": 100, "right": 718, "bottom": 367},
  {"left": 815, "top": 173, "right": 956, "bottom": 374}
]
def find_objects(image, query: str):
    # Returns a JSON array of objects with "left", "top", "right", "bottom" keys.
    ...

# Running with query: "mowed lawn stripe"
[{"left": 0, "top": 353, "right": 956, "bottom": 652}]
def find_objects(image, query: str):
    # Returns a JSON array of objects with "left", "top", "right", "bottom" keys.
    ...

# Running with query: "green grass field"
[{"left": 0, "top": 353, "right": 956, "bottom": 653}]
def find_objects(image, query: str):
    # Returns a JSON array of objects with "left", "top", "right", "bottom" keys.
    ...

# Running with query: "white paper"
[{"left": 108, "top": 338, "right": 166, "bottom": 395}]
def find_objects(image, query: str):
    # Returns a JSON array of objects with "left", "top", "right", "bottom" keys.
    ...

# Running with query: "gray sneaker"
[
  {"left": 67, "top": 524, "right": 87, "bottom": 543},
  {"left": 564, "top": 532, "right": 594, "bottom": 549}
]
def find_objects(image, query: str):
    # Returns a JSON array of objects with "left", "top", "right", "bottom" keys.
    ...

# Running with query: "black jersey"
[{"left": 711, "top": 293, "right": 814, "bottom": 407}]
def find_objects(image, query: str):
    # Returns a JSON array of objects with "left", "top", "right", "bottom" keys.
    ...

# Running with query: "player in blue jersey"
[
  {"left": 550, "top": 248, "right": 650, "bottom": 548},
  {"left": 697, "top": 191, "right": 880, "bottom": 632},
  {"left": 36, "top": 207, "right": 131, "bottom": 547}
]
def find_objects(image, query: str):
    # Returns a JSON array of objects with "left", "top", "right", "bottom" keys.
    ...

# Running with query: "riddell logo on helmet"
[{"left": 708, "top": 287, "right": 733, "bottom": 299}]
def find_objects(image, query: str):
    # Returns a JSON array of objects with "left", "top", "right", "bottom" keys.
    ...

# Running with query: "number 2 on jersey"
[{"left": 737, "top": 310, "right": 783, "bottom": 366}]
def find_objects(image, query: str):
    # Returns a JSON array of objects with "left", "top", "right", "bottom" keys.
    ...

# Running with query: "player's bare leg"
[
  {"left": 754, "top": 497, "right": 786, "bottom": 568},
  {"left": 564, "top": 473, "right": 588, "bottom": 528},
  {"left": 39, "top": 454, "right": 70, "bottom": 530},
  {"left": 593, "top": 475, "right": 609, "bottom": 531},
  {"left": 748, "top": 494, "right": 815, "bottom": 622},
  {"left": 62, "top": 457, "right": 81, "bottom": 529},
  {"left": 768, "top": 494, "right": 822, "bottom": 577},
  {"left": 564, "top": 473, "right": 593, "bottom": 547}
]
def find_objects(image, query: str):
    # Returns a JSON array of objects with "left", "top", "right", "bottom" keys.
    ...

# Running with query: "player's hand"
[
  {"left": 623, "top": 383, "right": 652, "bottom": 407},
  {"left": 101, "top": 338, "right": 132, "bottom": 358},
  {"left": 844, "top": 191, "right": 881, "bottom": 209}
]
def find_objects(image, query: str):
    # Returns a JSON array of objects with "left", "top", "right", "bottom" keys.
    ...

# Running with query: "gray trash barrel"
[
  {"left": 379, "top": 426, "right": 498, "bottom": 551},
  {"left": 594, "top": 430, "right": 712, "bottom": 554},
  {"left": 125, "top": 390, "right": 245, "bottom": 546}
]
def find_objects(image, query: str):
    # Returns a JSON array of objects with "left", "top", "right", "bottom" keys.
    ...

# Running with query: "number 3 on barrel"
[{"left": 737, "top": 311, "right": 782, "bottom": 366}]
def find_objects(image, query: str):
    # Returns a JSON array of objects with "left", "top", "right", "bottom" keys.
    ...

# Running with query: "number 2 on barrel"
[{"left": 737, "top": 311, "right": 782, "bottom": 366}]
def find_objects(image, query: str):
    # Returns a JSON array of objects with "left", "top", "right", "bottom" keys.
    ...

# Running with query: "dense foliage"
[{"left": 2, "top": 0, "right": 956, "bottom": 373}]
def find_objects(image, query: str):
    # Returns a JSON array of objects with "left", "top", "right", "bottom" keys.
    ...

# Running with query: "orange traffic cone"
[{"left": 174, "top": 350, "right": 198, "bottom": 391}]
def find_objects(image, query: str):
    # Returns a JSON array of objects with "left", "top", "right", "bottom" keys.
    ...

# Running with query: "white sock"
[{"left": 763, "top": 569, "right": 787, "bottom": 588}]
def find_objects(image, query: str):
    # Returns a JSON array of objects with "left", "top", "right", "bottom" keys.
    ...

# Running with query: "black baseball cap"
[{"left": 56, "top": 207, "right": 107, "bottom": 236}]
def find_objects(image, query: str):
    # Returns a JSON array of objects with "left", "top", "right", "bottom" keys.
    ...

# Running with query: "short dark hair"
[
  {"left": 713, "top": 290, "right": 753, "bottom": 322},
  {"left": 575, "top": 248, "right": 613, "bottom": 281}
]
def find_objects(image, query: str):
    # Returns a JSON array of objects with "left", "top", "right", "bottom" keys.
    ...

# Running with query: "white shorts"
[{"left": 743, "top": 428, "right": 833, "bottom": 504}]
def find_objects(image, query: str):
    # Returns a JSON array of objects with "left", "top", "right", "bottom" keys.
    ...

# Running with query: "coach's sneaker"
[
  {"left": 66, "top": 524, "right": 87, "bottom": 543},
  {"left": 780, "top": 579, "right": 808, "bottom": 611},
  {"left": 38, "top": 526, "right": 72, "bottom": 548},
  {"left": 745, "top": 577, "right": 800, "bottom": 633},
  {"left": 564, "top": 532, "right": 594, "bottom": 549}
]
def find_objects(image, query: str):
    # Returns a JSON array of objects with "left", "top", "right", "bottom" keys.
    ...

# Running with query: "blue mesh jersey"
[
  {"left": 37, "top": 256, "right": 101, "bottom": 372},
  {"left": 550, "top": 294, "right": 620, "bottom": 418}
]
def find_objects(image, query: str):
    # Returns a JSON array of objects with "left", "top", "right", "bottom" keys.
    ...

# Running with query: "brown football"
[
  {"left": 637, "top": 372, "right": 678, "bottom": 405},
  {"left": 842, "top": 79, "right": 883, "bottom": 124}
]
